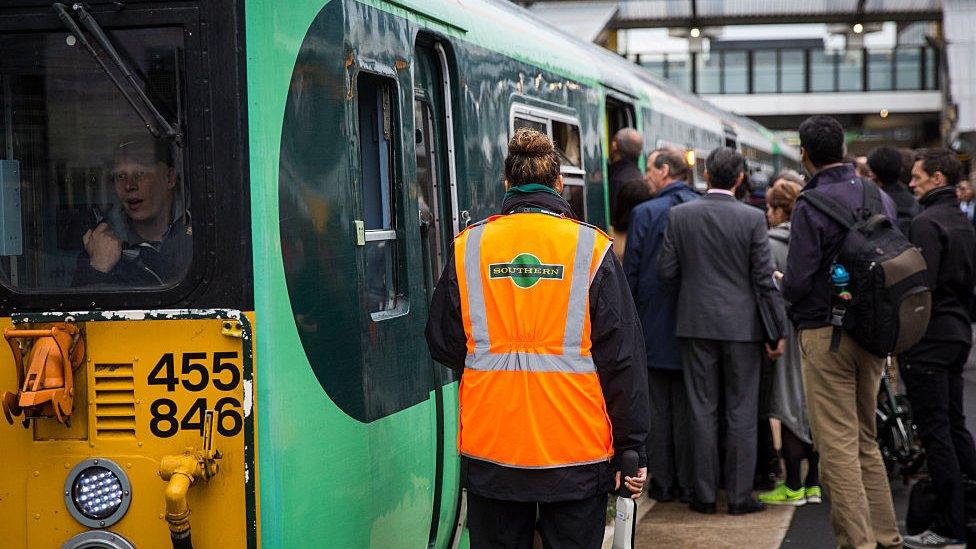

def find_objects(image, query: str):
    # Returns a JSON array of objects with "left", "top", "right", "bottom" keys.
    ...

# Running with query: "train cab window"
[
  {"left": 0, "top": 26, "right": 189, "bottom": 292},
  {"left": 357, "top": 73, "right": 401, "bottom": 315}
]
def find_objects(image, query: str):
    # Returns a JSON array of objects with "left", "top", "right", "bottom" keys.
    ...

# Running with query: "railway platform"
[{"left": 600, "top": 359, "right": 976, "bottom": 548}]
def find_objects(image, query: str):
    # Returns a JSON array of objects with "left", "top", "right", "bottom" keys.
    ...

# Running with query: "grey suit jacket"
[{"left": 657, "top": 192, "right": 785, "bottom": 342}]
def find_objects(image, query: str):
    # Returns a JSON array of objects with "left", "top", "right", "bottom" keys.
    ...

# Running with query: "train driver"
[{"left": 73, "top": 136, "right": 191, "bottom": 287}]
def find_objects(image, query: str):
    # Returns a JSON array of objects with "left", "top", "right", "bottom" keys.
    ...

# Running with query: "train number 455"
[{"left": 147, "top": 352, "right": 244, "bottom": 438}]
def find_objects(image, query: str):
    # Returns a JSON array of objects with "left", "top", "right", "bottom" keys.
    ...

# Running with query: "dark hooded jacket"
[
  {"left": 425, "top": 189, "right": 650, "bottom": 502},
  {"left": 906, "top": 185, "right": 976, "bottom": 346}
]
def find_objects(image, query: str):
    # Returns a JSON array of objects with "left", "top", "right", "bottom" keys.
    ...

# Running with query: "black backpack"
[{"left": 799, "top": 181, "right": 931, "bottom": 357}]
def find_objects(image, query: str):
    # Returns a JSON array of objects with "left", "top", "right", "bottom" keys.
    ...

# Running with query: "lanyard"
[{"left": 508, "top": 206, "right": 564, "bottom": 217}]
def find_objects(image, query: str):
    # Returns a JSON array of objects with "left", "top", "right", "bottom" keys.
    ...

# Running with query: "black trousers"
[
  {"left": 646, "top": 368, "right": 693, "bottom": 493},
  {"left": 680, "top": 338, "right": 761, "bottom": 506},
  {"left": 902, "top": 341, "right": 976, "bottom": 539},
  {"left": 467, "top": 492, "right": 607, "bottom": 549}
]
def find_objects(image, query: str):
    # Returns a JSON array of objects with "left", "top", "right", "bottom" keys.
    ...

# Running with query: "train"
[{"left": 0, "top": 1, "right": 798, "bottom": 548}]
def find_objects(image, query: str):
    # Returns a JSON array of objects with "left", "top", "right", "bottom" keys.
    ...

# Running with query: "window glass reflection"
[
  {"left": 753, "top": 50, "right": 777, "bottom": 93},
  {"left": 868, "top": 50, "right": 894, "bottom": 91},
  {"left": 810, "top": 50, "right": 834, "bottom": 92},
  {"left": 724, "top": 51, "right": 748, "bottom": 93},
  {"left": 780, "top": 50, "right": 806, "bottom": 92},
  {"left": 697, "top": 52, "right": 720, "bottom": 94},
  {"left": 895, "top": 49, "right": 921, "bottom": 90},
  {"left": 837, "top": 50, "right": 863, "bottom": 92}
]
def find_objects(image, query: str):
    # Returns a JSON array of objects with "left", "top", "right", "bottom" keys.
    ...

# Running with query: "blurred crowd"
[{"left": 610, "top": 115, "right": 976, "bottom": 549}]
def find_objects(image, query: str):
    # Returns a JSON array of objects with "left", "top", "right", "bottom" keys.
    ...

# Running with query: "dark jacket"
[
  {"left": 73, "top": 218, "right": 192, "bottom": 287},
  {"left": 657, "top": 192, "right": 785, "bottom": 342},
  {"left": 782, "top": 165, "right": 897, "bottom": 329},
  {"left": 880, "top": 180, "right": 921, "bottom": 235},
  {"left": 907, "top": 186, "right": 976, "bottom": 346},
  {"left": 425, "top": 190, "right": 650, "bottom": 502},
  {"left": 624, "top": 181, "right": 699, "bottom": 370},
  {"left": 609, "top": 157, "right": 644, "bottom": 229}
]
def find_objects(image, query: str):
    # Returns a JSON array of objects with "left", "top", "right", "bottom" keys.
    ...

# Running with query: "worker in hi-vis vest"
[{"left": 426, "top": 128, "right": 650, "bottom": 548}]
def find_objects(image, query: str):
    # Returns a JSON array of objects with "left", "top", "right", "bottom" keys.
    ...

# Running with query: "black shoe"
[
  {"left": 678, "top": 487, "right": 695, "bottom": 504},
  {"left": 648, "top": 485, "right": 675, "bottom": 502},
  {"left": 728, "top": 499, "right": 766, "bottom": 515},
  {"left": 753, "top": 473, "right": 776, "bottom": 492},
  {"left": 689, "top": 499, "right": 716, "bottom": 514}
]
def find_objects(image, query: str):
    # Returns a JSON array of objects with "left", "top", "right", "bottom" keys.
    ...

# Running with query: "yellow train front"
[
  {"left": 0, "top": 1, "right": 255, "bottom": 547},
  {"left": 0, "top": 313, "right": 255, "bottom": 549}
]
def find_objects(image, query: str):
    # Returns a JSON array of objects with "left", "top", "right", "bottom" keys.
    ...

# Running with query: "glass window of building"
[
  {"left": 895, "top": 49, "right": 922, "bottom": 90},
  {"left": 837, "top": 50, "right": 863, "bottom": 92},
  {"left": 666, "top": 54, "right": 692, "bottom": 92},
  {"left": 780, "top": 50, "right": 806, "bottom": 92},
  {"left": 0, "top": 27, "right": 190, "bottom": 292},
  {"left": 696, "top": 52, "right": 720, "bottom": 94},
  {"left": 925, "top": 47, "right": 938, "bottom": 90},
  {"left": 868, "top": 50, "right": 894, "bottom": 91},
  {"left": 810, "top": 50, "right": 835, "bottom": 92},
  {"left": 639, "top": 54, "right": 666, "bottom": 79},
  {"left": 723, "top": 51, "right": 748, "bottom": 93},
  {"left": 753, "top": 50, "right": 777, "bottom": 93}
]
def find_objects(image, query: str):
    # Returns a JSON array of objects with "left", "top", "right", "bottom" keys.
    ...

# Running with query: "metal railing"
[{"left": 631, "top": 46, "right": 940, "bottom": 95}]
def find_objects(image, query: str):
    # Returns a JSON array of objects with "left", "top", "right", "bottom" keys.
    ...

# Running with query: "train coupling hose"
[{"left": 158, "top": 410, "right": 221, "bottom": 549}]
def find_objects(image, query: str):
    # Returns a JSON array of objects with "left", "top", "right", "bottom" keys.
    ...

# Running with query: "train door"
[{"left": 413, "top": 37, "right": 463, "bottom": 549}]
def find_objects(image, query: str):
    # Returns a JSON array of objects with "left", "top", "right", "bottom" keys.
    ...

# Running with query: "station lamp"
[
  {"left": 880, "top": 109, "right": 890, "bottom": 118},
  {"left": 853, "top": 23, "right": 864, "bottom": 34},
  {"left": 689, "top": 27, "right": 701, "bottom": 38},
  {"left": 685, "top": 149, "right": 696, "bottom": 167}
]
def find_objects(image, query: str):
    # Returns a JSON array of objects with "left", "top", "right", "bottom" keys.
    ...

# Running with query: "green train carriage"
[{"left": 0, "top": 1, "right": 797, "bottom": 547}]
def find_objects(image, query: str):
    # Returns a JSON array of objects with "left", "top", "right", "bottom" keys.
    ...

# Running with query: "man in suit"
[{"left": 657, "top": 147, "right": 786, "bottom": 516}]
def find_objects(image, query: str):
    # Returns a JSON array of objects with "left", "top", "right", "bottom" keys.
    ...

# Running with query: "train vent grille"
[{"left": 93, "top": 363, "right": 136, "bottom": 439}]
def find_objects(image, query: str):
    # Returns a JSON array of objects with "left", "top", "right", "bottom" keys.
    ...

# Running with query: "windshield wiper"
[{"left": 53, "top": 3, "right": 182, "bottom": 146}]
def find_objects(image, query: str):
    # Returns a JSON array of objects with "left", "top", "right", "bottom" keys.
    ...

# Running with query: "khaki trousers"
[{"left": 799, "top": 327, "right": 903, "bottom": 549}]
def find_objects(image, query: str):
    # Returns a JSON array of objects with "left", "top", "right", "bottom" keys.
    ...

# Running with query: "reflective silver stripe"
[
  {"left": 591, "top": 239, "right": 612, "bottom": 284},
  {"left": 460, "top": 453, "right": 610, "bottom": 470},
  {"left": 463, "top": 223, "right": 490, "bottom": 353},
  {"left": 464, "top": 351, "right": 596, "bottom": 374},
  {"left": 563, "top": 225, "right": 596, "bottom": 357}
]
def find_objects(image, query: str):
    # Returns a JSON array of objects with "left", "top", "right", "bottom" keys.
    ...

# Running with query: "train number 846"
[{"left": 147, "top": 351, "right": 245, "bottom": 438}]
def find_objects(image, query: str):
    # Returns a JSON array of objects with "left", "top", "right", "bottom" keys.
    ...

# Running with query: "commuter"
[
  {"left": 624, "top": 147, "right": 699, "bottom": 504},
  {"left": 608, "top": 128, "right": 650, "bottom": 258},
  {"left": 608, "top": 128, "right": 645, "bottom": 226},
  {"left": 774, "top": 169, "right": 805, "bottom": 187},
  {"left": 900, "top": 149, "right": 976, "bottom": 549},
  {"left": 657, "top": 147, "right": 786, "bottom": 516},
  {"left": 426, "top": 128, "right": 649, "bottom": 548},
  {"left": 868, "top": 145, "right": 920, "bottom": 235},
  {"left": 781, "top": 115, "right": 902, "bottom": 549},
  {"left": 855, "top": 155, "right": 875, "bottom": 180},
  {"left": 957, "top": 179, "right": 975, "bottom": 225},
  {"left": 757, "top": 180, "right": 822, "bottom": 508}
]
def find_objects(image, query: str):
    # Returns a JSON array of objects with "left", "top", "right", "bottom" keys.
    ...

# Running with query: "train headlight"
[{"left": 64, "top": 458, "right": 131, "bottom": 528}]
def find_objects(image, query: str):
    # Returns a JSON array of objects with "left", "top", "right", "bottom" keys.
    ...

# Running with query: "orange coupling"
[{"left": 1, "top": 323, "right": 85, "bottom": 427}]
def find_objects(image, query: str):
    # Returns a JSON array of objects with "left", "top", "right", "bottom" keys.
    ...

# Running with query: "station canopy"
[{"left": 522, "top": 0, "right": 943, "bottom": 28}]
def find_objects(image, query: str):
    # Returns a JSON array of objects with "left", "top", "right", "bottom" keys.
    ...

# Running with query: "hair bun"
[{"left": 509, "top": 128, "right": 555, "bottom": 157}]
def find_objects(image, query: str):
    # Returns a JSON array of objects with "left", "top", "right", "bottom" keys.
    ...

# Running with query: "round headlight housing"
[
  {"left": 61, "top": 530, "right": 136, "bottom": 549},
  {"left": 64, "top": 458, "right": 131, "bottom": 528}
]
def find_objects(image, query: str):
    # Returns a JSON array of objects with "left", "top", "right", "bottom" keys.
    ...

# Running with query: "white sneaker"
[{"left": 903, "top": 529, "right": 966, "bottom": 548}]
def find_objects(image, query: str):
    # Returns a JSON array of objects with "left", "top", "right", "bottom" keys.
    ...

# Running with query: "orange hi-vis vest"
[{"left": 455, "top": 210, "right": 615, "bottom": 469}]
